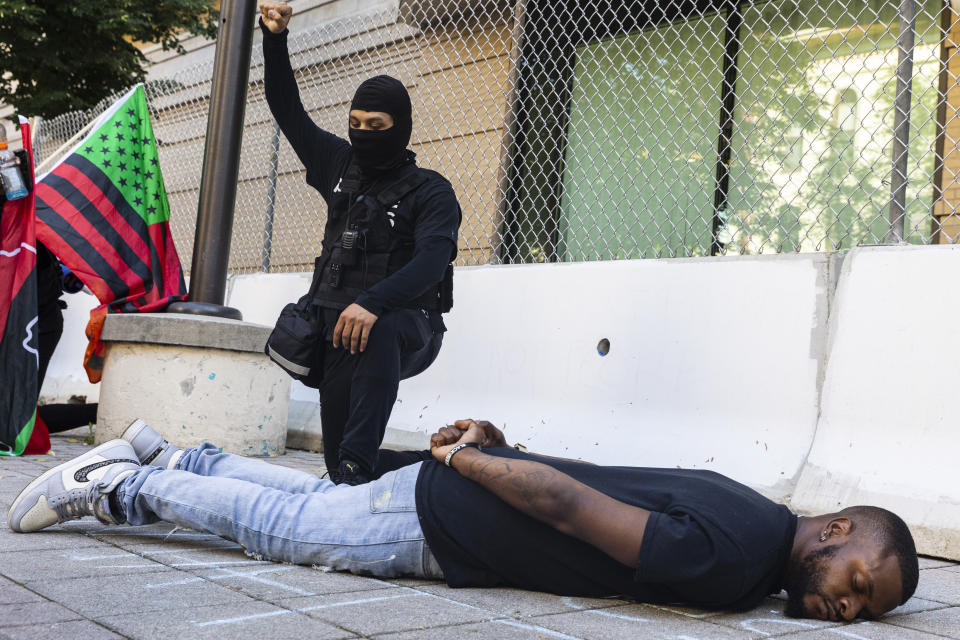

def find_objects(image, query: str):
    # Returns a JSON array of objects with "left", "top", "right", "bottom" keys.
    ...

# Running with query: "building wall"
[
  {"left": 146, "top": 1, "right": 513, "bottom": 273},
  {"left": 936, "top": 4, "right": 960, "bottom": 243}
]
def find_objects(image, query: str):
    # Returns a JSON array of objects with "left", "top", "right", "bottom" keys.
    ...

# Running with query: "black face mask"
[
  {"left": 348, "top": 126, "right": 409, "bottom": 174},
  {"left": 348, "top": 75, "right": 413, "bottom": 175}
]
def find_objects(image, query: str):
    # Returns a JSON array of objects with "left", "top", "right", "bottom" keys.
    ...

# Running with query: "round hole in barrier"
[{"left": 597, "top": 338, "right": 610, "bottom": 356}]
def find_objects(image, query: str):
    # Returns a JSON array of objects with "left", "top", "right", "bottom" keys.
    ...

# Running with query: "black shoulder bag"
[
  {"left": 265, "top": 167, "right": 432, "bottom": 387},
  {"left": 264, "top": 256, "right": 326, "bottom": 388}
]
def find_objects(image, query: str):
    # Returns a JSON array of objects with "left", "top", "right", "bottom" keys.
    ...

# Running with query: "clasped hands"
[{"left": 429, "top": 420, "right": 509, "bottom": 464}]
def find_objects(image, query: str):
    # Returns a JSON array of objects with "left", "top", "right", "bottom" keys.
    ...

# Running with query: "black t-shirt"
[{"left": 415, "top": 448, "right": 796, "bottom": 611}]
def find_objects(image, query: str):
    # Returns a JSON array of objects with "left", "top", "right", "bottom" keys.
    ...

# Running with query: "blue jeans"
[{"left": 115, "top": 443, "right": 444, "bottom": 579}]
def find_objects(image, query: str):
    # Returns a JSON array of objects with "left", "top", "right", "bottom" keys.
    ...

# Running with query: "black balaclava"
[{"left": 348, "top": 75, "right": 413, "bottom": 175}]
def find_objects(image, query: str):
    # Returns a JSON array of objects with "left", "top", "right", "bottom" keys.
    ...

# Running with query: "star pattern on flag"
[{"left": 77, "top": 91, "right": 169, "bottom": 225}]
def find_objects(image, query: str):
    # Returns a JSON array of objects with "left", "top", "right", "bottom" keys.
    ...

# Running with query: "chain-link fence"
[{"left": 32, "top": 0, "right": 960, "bottom": 273}]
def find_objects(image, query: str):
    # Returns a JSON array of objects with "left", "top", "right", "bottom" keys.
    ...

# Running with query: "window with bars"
[{"left": 506, "top": 0, "right": 945, "bottom": 262}]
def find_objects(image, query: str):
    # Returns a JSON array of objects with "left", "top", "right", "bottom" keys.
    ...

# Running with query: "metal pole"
[
  {"left": 493, "top": 0, "right": 529, "bottom": 264},
  {"left": 261, "top": 122, "right": 281, "bottom": 271},
  {"left": 177, "top": 0, "right": 257, "bottom": 318},
  {"left": 887, "top": 0, "right": 918, "bottom": 244},
  {"left": 929, "top": 0, "right": 952, "bottom": 243},
  {"left": 711, "top": 1, "right": 743, "bottom": 256}
]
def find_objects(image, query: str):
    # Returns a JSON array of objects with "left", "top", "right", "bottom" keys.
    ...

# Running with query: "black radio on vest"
[{"left": 313, "top": 165, "right": 452, "bottom": 313}]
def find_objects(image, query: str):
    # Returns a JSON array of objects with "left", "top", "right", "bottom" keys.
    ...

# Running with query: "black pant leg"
[
  {"left": 337, "top": 310, "right": 441, "bottom": 473},
  {"left": 36, "top": 302, "right": 63, "bottom": 390},
  {"left": 37, "top": 403, "right": 98, "bottom": 433},
  {"left": 318, "top": 340, "right": 356, "bottom": 472}
]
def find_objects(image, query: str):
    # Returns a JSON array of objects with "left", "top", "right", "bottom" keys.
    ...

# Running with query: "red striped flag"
[
  {"left": 0, "top": 116, "right": 38, "bottom": 455},
  {"left": 35, "top": 85, "right": 187, "bottom": 382}
]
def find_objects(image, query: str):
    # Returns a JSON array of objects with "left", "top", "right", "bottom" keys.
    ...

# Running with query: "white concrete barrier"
[
  {"left": 45, "top": 247, "right": 960, "bottom": 558},
  {"left": 38, "top": 290, "right": 100, "bottom": 405},
  {"left": 225, "top": 254, "right": 834, "bottom": 501},
  {"left": 385, "top": 255, "right": 833, "bottom": 501},
  {"left": 792, "top": 245, "right": 960, "bottom": 559}
]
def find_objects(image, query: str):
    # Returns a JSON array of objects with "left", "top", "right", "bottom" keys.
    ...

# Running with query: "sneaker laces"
[{"left": 50, "top": 485, "right": 99, "bottom": 523}]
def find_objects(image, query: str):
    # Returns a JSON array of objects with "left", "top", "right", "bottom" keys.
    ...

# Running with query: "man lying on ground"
[{"left": 7, "top": 418, "right": 917, "bottom": 621}]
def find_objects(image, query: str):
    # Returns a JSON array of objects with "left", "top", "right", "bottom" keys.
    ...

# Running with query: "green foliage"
[{"left": 0, "top": 0, "right": 218, "bottom": 119}]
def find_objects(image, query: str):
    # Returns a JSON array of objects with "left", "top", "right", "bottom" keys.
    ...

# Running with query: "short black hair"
[{"left": 843, "top": 506, "right": 919, "bottom": 604}]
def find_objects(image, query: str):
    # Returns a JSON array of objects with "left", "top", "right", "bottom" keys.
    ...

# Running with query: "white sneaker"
[
  {"left": 121, "top": 419, "right": 183, "bottom": 469},
  {"left": 7, "top": 439, "right": 139, "bottom": 533}
]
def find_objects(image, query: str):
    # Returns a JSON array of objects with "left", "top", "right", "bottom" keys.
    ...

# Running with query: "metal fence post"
[
  {"left": 711, "top": 1, "right": 743, "bottom": 256},
  {"left": 261, "top": 121, "right": 281, "bottom": 272},
  {"left": 493, "top": 0, "right": 529, "bottom": 264},
  {"left": 888, "top": 0, "right": 918, "bottom": 244}
]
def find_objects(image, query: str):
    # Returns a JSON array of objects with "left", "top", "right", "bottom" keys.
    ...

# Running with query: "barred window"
[{"left": 506, "top": 0, "right": 946, "bottom": 261}]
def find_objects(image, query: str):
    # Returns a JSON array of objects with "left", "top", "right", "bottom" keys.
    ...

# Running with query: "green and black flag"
[
  {"left": 0, "top": 116, "right": 38, "bottom": 455},
  {"left": 35, "top": 85, "right": 187, "bottom": 382}
]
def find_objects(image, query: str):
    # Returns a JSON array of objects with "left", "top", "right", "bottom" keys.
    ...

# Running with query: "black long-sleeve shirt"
[{"left": 261, "top": 21, "right": 460, "bottom": 319}]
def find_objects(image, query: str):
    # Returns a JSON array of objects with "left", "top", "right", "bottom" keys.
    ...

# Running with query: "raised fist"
[{"left": 259, "top": 2, "right": 292, "bottom": 33}]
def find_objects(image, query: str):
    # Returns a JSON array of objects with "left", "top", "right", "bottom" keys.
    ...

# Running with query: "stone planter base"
[{"left": 96, "top": 313, "right": 290, "bottom": 457}]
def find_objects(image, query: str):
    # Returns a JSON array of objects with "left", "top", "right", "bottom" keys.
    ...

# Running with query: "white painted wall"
[{"left": 39, "top": 290, "right": 101, "bottom": 405}]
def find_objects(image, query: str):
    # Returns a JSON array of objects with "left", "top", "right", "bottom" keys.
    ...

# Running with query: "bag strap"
[
  {"left": 340, "top": 166, "right": 424, "bottom": 232},
  {"left": 305, "top": 256, "right": 326, "bottom": 299},
  {"left": 369, "top": 166, "right": 430, "bottom": 209}
]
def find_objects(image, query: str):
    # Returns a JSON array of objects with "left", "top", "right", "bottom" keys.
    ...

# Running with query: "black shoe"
[{"left": 336, "top": 459, "right": 371, "bottom": 486}]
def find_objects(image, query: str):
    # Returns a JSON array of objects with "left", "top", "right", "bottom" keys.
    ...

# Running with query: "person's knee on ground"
[{"left": 320, "top": 311, "right": 411, "bottom": 485}]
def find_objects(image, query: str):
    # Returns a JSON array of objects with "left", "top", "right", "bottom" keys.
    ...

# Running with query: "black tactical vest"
[{"left": 313, "top": 164, "right": 453, "bottom": 312}]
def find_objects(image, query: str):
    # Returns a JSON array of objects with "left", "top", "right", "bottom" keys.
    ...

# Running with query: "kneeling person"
[
  {"left": 261, "top": 1, "right": 461, "bottom": 485},
  {"left": 7, "top": 419, "right": 916, "bottom": 620}
]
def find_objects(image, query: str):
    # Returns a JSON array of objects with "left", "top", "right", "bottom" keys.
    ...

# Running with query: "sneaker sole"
[{"left": 7, "top": 441, "right": 136, "bottom": 533}]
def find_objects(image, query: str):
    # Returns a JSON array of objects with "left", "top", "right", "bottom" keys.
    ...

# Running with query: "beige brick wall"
[{"left": 153, "top": 13, "right": 513, "bottom": 274}]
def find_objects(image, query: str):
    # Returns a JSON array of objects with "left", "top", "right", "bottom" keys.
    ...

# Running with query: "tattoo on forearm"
[{"left": 460, "top": 453, "right": 562, "bottom": 513}]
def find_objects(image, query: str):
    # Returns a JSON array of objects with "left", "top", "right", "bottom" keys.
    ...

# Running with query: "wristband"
[{"left": 444, "top": 442, "right": 479, "bottom": 467}]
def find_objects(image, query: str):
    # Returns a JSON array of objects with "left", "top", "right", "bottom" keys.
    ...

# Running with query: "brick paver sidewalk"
[{"left": 2, "top": 432, "right": 958, "bottom": 639}]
